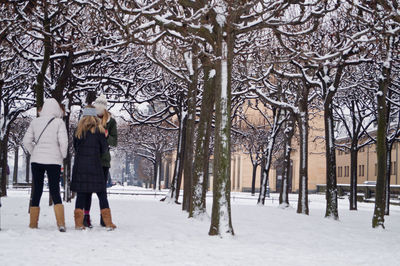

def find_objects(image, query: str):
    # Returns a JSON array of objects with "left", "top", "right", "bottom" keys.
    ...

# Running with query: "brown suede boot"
[
  {"left": 29, "top": 207, "right": 40, "bottom": 229},
  {"left": 74, "top": 209, "right": 85, "bottom": 230},
  {"left": 54, "top": 204, "right": 66, "bottom": 232},
  {"left": 100, "top": 208, "right": 116, "bottom": 230}
]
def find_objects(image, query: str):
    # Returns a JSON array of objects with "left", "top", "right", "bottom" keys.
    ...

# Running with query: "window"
[
  {"left": 337, "top": 166, "right": 342, "bottom": 177},
  {"left": 359, "top": 165, "right": 365, "bottom": 177},
  {"left": 359, "top": 146, "right": 365, "bottom": 153},
  {"left": 344, "top": 166, "right": 349, "bottom": 177},
  {"left": 391, "top": 161, "right": 397, "bottom": 176}
]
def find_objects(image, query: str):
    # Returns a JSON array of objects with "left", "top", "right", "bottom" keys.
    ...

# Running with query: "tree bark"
[
  {"left": 183, "top": 48, "right": 198, "bottom": 213},
  {"left": 163, "top": 113, "right": 186, "bottom": 203},
  {"left": 297, "top": 105, "right": 309, "bottom": 215},
  {"left": 251, "top": 164, "right": 257, "bottom": 196},
  {"left": 13, "top": 146, "right": 19, "bottom": 185},
  {"left": 25, "top": 153, "right": 30, "bottom": 183},
  {"left": 349, "top": 146, "right": 358, "bottom": 210},
  {"left": 384, "top": 142, "right": 393, "bottom": 215},
  {"left": 190, "top": 59, "right": 215, "bottom": 218},
  {"left": 0, "top": 137, "right": 9, "bottom": 196},
  {"left": 372, "top": 52, "right": 390, "bottom": 228},
  {"left": 29, "top": 2, "right": 51, "bottom": 210},
  {"left": 324, "top": 101, "right": 339, "bottom": 219},
  {"left": 209, "top": 33, "right": 234, "bottom": 236},
  {"left": 279, "top": 114, "right": 294, "bottom": 207},
  {"left": 258, "top": 108, "right": 281, "bottom": 205}
]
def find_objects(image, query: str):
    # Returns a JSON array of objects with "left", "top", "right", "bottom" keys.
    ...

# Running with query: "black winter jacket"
[{"left": 71, "top": 130, "right": 109, "bottom": 193}]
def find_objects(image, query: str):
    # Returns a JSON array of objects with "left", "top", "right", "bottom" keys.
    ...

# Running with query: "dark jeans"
[
  {"left": 84, "top": 167, "right": 109, "bottom": 211},
  {"left": 31, "top": 163, "right": 62, "bottom": 207},
  {"left": 76, "top": 191, "right": 109, "bottom": 210}
]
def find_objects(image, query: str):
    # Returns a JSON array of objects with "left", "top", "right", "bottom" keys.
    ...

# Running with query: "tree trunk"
[
  {"left": 183, "top": 48, "right": 198, "bottom": 213},
  {"left": 297, "top": 108, "right": 309, "bottom": 215},
  {"left": 209, "top": 34, "right": 234, "bottom": 236},
  {"left": 372, "top": 55, "right": 390, "bottom": 228},
  {"left": 154, "top": 152, "right": 162, "bottom": 191},
  {"left": 64, "top": 111, "right": 72, "bottom": 202},
  {"left": 349, "top": 145, "right": 358, "bottom": 210},
  {"left": 200, "top": 77, "right": 216, "bottom": 208},
  {"left": 324, "top": 101, "right": 339, "bottom": 219},
  {"left": 0, "top": 137, "right": 9, "bottom": 197},
  {"left": 258, "top": 109, "right": 281, "bottom": 205},
  {"left": 190, "top": 60, "right": 215, "bottom": 217},
  {"left": 13, "top": 146, "right": 19, "bottom": 185},
  {"left": 258, "top": 140, "right": 274, "bottom": 204},
  {"left": 279, "top": 115, "right": 294, "bottom": 207},
  {"left": 29, "top": 3, "right": 51, "bottom": 210},
  {"left": 33, "top": 2, "right": 51, "bottom": 110},
  {"left": 153, "top": 160, "right": 158, "bottom": 190},
  {"left": 25, "top": 153, "right": 30, "bottom": 183},
  {"left": 384, "top": 142, "right": 393, "bottom": 215},
  {"left": 251, "top": 164, "right": 257, "bottom": 196},
  {"left": 163, "top": 113, "right": 186, "bottom": 203}
]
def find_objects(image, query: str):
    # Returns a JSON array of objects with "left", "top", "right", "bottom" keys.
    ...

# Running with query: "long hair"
[
  {"left": 100, "top": 110, "right": 110, "bottom": 127},
  {"left": 75, "top": 114, "right": 105, "bottom": 139}
]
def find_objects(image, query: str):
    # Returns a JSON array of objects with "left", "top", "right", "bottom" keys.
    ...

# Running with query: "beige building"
[
  {"left": 161, "top": 102, "right": 331, "bottom": 193},
  {"left": 336, "top": 142, "right": 400, "bottom": 185},
  {"left": 227, "top": 109, "right": 327, "bottom": 193}
]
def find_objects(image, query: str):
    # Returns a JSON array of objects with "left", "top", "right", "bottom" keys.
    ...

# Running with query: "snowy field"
[{"left": 1, "top": 190, "right": 400, "bottom": 266}]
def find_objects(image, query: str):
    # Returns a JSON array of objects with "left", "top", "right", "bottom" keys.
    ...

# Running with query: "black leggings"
[
  {"left": 84, "top": 167, "right": 109, "bottom": 211},
  {"left": 76, "top": 191, "right": 109, "bottom": 210},
  {"left": 31, "top": 163, "right": 62, "bottom": 207}
]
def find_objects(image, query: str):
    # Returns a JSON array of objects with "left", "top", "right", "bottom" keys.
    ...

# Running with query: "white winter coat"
[{"left": 23, "top": 98, "right": 68, "bottom": 166}]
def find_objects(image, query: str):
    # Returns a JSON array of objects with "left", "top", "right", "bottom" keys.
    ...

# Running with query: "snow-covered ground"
[{"left": 0, "top": 190, "right": 399, "bottom": 266}]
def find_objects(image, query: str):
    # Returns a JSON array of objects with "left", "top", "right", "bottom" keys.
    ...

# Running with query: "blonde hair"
[
  {"left": 100, "top": 110, "right": 110, "bottom": 127},
  {"left": 75, "top": 112, "right": 105, "bottom": 139}
]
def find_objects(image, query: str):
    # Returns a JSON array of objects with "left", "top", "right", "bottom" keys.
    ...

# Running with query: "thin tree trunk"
[
  {"left": 159, "top": 156, "right": 162, "bottom": 190},
  {"left": 190, "top": 60, "right": 215, "bottom": 217},
  {"left": 324, "top": 101, "right": 339, "bottom": 219},
  {"left": 209, "top": 35, "right": 234, "bottom": 236},
  {"left": 0, "top": 137, "right": 9, "bottom": 197},
  {"left": 251, "top": 164, "right": 257, "bottom": 196},
  {"left": 297, "top": 108, "right": 309, "bottom": 215},
  {"left": 175, "top": 118, "right": 186, "bottom": 202},
  {"left": 384, "top": 143, "right": 393, "bottom": 215},
  {"left": 13, "top": 146, "right": 19, "bottom": 185},
  {"left": 163, "top": 113, "right": 186, "bottom": 203},
  {"left": 64, "top": 110, "right": 72, "bottom": 202},
  {"left": 279, "top": 115, "right": 294, "bottom": 207},
  {"left": 349, "top": 146, "right": 358, "bottom": 210},
  {"left": 200, "top": 77, "right": 216, "bottom": 208},
  {"left": 349, "top": 99, "right": 358, "bottom": 211},
  {"left": 25, "top": 153, "right": 30, "bottom": 183},
  {"left": 372, "top": 47, "right": 391, "bottom": 228},
  {"left": 183, "top": 48, "right": 198, "bottom": 213},
  {"left": 153, "top": 160, "right": 158, "bottom": 190},
  {"left": 258, "top": 109, "right": 281, "bottom": 205},
  {"left": 29, "top": 3, "right": 51, "bottom": 210}
]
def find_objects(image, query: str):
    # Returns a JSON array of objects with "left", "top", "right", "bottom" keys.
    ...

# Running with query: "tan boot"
[
  {"left": 54, "top": 204, "right": 66, "bottom": 232},
  {"left": 74, "top": 209, "right": 85, "bottom": 230},
  {"left": 29, "top": 207, "right": 40, "bottom": 229},
  {"left": 100, "top": 208, "right": 117, "bottom": 230}
]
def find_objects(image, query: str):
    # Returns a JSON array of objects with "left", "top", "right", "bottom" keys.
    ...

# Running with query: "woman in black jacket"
[{"left": 71, "top": 107, "right": 116, "bottom": 230}]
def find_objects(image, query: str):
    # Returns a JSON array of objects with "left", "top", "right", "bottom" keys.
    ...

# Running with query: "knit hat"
[
  {"left": 82, "top": 107, "right": 97, "bottom": 117},
  {"left": 94, "top": 94, "right": 108, "bottom": 111}
]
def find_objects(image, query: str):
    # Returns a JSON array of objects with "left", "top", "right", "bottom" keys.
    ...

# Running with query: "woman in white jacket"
[{"left": 23, "top": 98, "right": 68, "bottom": 232}]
